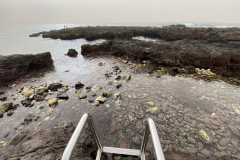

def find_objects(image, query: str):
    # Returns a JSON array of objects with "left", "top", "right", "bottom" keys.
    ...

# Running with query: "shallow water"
[{"left": 0, "top": 25, "right": 240, "bottom": 159}]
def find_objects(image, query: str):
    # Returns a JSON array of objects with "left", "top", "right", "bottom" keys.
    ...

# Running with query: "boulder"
[
  {"left": 0, "top": 102, "right": 13, "bottom": 112},
  {"left": 66, "top": 49, "right": 78, "bottom": 57},
  {"left": 0, "top": 52, "right": 53, "bottom": 86}
]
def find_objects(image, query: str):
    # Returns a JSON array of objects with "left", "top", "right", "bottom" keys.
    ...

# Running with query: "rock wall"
[{"left": 0, "top": 52, "right": 53, "bottom": 86}]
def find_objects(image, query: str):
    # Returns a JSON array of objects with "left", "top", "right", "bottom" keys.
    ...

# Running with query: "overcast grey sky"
[{"left": 0, "top": 0, "right": 239, "bottom": 25}]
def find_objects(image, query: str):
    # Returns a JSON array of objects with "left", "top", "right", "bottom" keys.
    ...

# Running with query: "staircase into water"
[{"left": 61, "top": 113, "right": 165, "bottom": 160}]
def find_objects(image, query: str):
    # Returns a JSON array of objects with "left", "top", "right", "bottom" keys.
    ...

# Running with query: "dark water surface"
[{"left": 0, "top": 25, "right": 239, "bottom": 159}]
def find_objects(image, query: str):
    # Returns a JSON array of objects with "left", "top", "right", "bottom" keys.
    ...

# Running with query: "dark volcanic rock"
[
  {"left": 48, "top": 82, "right": 63, "bottom": 91},
  {"left": 75, "top": 82, "right": 84, "bottom": 89},
  {"left": 2, "top": 125, "right": 98, "bottom": 160},
  {"left": 33, "top": 94, "right": 45, "bottom": 101},
  {"left": 0, "top": 112, "right": 3, "bottom": 118},
  {"left": 81, "top": 39, "right": 240, "bottom": 77},
  {"left": 0, "top": 52, "right": 53, "bottom": 86},
  {"left": 57, "top": 92, "right": 69, "bottom": 100},
  {"left": 66, "top": 49, "right": 78, "bottom": 57},
  {"left": 36, "top": 25, "right": 240, "bottom": 42}
]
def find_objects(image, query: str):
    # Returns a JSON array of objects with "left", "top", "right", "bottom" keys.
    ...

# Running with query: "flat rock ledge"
[{"left": 0, "top": 52, "right": 53, "bottom": 86}]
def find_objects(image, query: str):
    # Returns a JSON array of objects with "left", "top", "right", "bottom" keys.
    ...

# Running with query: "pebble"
[
  {"left": 79, "top": 94, "right": 87, "bottom": 99},
  {"left": 200, "top": 149, "right": 211, "bottom": 157},
  {"left": 57, "top": 93, "right": 69, "bottom": 100}
]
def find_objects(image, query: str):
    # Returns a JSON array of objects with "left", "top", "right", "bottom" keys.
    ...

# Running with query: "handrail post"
[
  {"left": 62, "top": 113, "right": 89, "bottom": 160},
  {"left": 140, "top": 118, "right": 165, "bottom": 160},
  {"left": 87, "top": 115, "right": 103, "bottom": 150}
]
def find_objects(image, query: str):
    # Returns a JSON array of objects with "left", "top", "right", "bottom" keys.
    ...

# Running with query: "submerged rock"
[
  {"left": 198, "top": 130, "right": 211, "bottom": 144},
  {"left": 66, "top": 49, "right": 78, "bottom": 57},
  {"left": 146, "top": 106, "right": 160, "bottom": 114},
  {"left": 0, "top": 102, "right": 13, "bottom": 112},
  {"left": 22, "top": 114, "right": 40, "bottom": 125}
]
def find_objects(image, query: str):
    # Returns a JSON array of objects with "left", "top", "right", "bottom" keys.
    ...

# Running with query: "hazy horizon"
[{"left": 0, "top": 0, "right": 240, "bottom": 26}]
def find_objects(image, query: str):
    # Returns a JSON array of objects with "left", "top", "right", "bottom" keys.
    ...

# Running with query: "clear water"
[{"left": 0, "top": 25, "right": 239, "bottom": 159}]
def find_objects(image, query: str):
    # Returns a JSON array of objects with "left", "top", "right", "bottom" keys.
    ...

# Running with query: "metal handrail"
[
  {"left": 140, "top": 118, "right": 165, "bottom": 160},
  {"left": 61, "top": 113, "right": 102, "bottom": 160},
  {"left": 61, "top": 113, "right": 165, "bottom": 160}
]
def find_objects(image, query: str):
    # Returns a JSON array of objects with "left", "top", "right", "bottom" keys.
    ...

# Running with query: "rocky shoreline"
[
  {"left": 0, "top": 52, "right": 53, "bottom": 86},
  {"left": 0, "top": 25, "right": 239, "bottom": 160}
]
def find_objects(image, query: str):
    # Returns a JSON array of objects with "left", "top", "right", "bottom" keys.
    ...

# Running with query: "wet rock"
[
  {"left": 0, "top": 52, "right": 53, "bottom": 86},
  {"left": 0, "top": 141, "right": 6, "bottom": 148},
  {"left": 7, "top": 110, "right": 14, "bottom": 116},
  {"left": 105, "top": 72, "right": 112, "bottom": 78},
  {"left": 123, "top": 75, "right": 131, "bottom": 81},
  {"left": 0, "top": 101, "right": 13, "bottom": 112},
  {"left": 88, "top": 100, "right": 94, "bottom": 103},
  {"left": 114, "top": 92, "right": 121, "bottom": 99},
  {"left": 146, "top": 106, "right": 160, "bottom": 114},
  {"left": 113, "top": 65, "right": 120, "bottom": 71},
  {"left": 48, "top": 98, "right": 58, "bottom": 106},
  {"left": 118, "top": 138, "right": 128, "bottom": 148},
  {"left": 102, "top": 91, "right": 110, "bottom": 98},
  {"left": 200, "top": 149, "right": 211, "bottom": 157},
  {"left": 48, "top": 83, "right": 63, "bottom": 91},
  {"left": 116, "top": 84, "right": 122, "bottom": 89},
  {"left": 36, "top": 89, "right": 47, "bottom": 95},
  {"left": 66, "top": 49, "right": 78, "bottom": 57},
  {"left": 22, "top": 88, "right": 34, "bottom": 97},
  {"left": 75, "top": 82, "right": 84, "bottom": 89},
  {"left": 220, "top": 138, "right": 230, "bottom": 146},
  {"left": 186, "top": 147, "right": 197, "bottom": 154},
  {"left": 86, "top": 86, "right": 91, "bottom": 92},
  {"left": 187, "top": 137, "right": 196, "bottom": 144},
  {"left": 146, "top": 101, "right": 154, "bottom": 106},
  {"left": 57, "top": 93, "right": 69, "bottom": 100},
  {"left": 198, "top": 130, "right": 211, "bottom": 144},
  {"left": 34, "top": 94, "right": 45, "bottom": 101},
  {"left": 98, "top": 62, "right": 104, "bottom": 66},
  {"left": 95, "top": 96, "right": 106, "bottom": 104},
  {"left": 0, "top": 96, "right": 7, "bottom": 101},
  {"left": 9, "top": 129, "right": 30, "bottom": 145},
  {"left": 21, "top": 114, "right": 40, "bottom": 125},
  {"left": 21, "top": 99, "right": 33, "bottom": 107},
  {"left": 115, "top": 75, "right": 121, "bottom": 80},
  {"left": 79, "top": 94, "right": 87, "bottom": 99},
  {"left": 0, "top": 90, "right": 4, "bottom": 95},
  {"left": 135, "top": 122, "right": 143, "bottom": 131},
  {"left": 132, "top": 136, "right": 141, "bottom": 145},
  {"left": 95, "top": 101, "right": 100, "bottom": 106}
]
